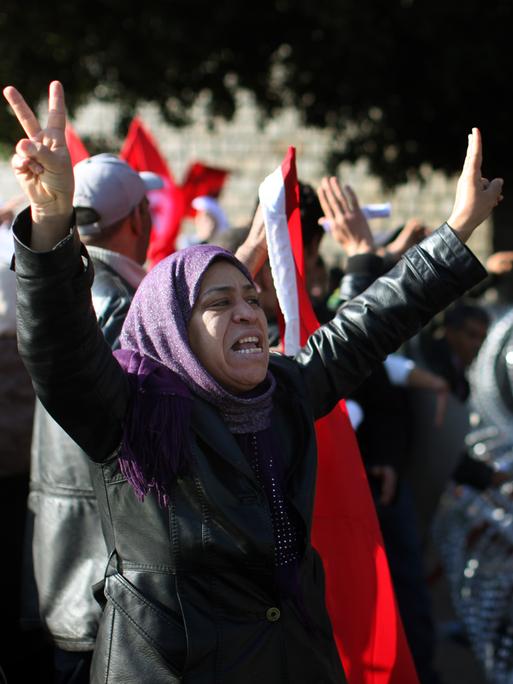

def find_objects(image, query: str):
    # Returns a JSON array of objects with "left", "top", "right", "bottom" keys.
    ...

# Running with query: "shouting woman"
[{"left": 4, "top": 81, "right": 502, "bottom": 683}]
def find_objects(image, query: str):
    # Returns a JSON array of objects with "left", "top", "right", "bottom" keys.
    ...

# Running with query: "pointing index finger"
[
  {"left": 3, "top": 85, "right": 42, "bottom": 139},
  {"left": 46, "top": 80, "right": 66, "bottom": 131}
]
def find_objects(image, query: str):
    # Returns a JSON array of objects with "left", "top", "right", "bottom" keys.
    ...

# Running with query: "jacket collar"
[
  {"left": 189, "top": 394, "right": 297, "bottom": 485},
  {"left": 87, "top": 245, "right": 146, "bottom": 290},
  {"left": 190, "top": 395, "right": 257, "bottom": 483}
]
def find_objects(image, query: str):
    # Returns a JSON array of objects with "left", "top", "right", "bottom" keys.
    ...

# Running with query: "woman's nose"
[{"left": 233, "top": 299, "right": 257, "bottom": 323}]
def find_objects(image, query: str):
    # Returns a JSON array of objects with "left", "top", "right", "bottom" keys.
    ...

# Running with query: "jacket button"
[{"left": 266, "top": 607, "right": 281, "bottom": 622}]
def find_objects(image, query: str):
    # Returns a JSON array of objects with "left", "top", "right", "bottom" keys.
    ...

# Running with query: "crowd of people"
[{"left": 0, "top": 80, "right": 510, "bottom": 684}]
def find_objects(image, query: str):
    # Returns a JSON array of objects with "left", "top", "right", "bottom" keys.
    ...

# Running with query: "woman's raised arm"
[
  {"left": 5, "top": 82, "right": 130, "bottom": 461},
  {"left": 297, "top": 129, "right": 503, "bottom": 419}
]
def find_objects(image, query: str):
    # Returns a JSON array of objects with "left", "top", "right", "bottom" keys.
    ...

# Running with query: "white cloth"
[
  {"left": 384, "top": 354, "right": 415, "bottom": 386},
  {"left": 346, "top": 400, "right": 364, "bottom": 430}
]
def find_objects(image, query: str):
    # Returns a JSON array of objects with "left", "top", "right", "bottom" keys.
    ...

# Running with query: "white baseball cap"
[
  {"left": 191, "top": 195, "right": 229, "bottom": 234},
  {"left": 73, "top": 154, "right": 164, "bottom": 235}
]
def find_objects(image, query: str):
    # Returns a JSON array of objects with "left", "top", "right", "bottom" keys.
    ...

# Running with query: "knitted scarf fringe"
[{"left": 118, "top": 377, "right": 192, "bottom": 508}]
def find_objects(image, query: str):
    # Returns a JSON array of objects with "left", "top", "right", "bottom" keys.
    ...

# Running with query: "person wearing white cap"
[
  {"left": 188, "top": 194, "right": 230, "bottom": 245},
  {"left": 21, "top": 153, "right": 163, "bottom": 684},
  {"left": 73, "top": 153, "right": 162, "bottom": 265}
]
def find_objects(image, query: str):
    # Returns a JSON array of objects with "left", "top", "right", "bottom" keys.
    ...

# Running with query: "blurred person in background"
[
  {"left": 404, "top": 300, "right": 492, "bottom": 540},
  {"left": 178, "top": 195, "right": 230, "bottom": 248},
  {"left": 0, "top": 194, "right": 50, "bottom": 682}
]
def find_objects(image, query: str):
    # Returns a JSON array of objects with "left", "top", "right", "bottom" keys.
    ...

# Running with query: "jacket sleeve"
[
  {"left": 13, "top": 208, "right": 130, "bottom": 462},
  {"left": 338, "top": 253, "right": 385, "bottom": 303},
  {"left": 295, "top": 224, "right": 487, "bottom": 420}
]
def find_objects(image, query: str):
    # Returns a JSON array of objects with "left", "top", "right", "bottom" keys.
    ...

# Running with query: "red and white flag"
[{"left": 259, "top": 146, "right": 419, "bottom": 684}]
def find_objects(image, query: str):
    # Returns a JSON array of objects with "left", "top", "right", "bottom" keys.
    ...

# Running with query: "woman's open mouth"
[{"left": 231, "top": 336, "right": 263, "bottom": 355}]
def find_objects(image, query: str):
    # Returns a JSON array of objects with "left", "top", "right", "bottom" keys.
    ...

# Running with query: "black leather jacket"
[
  {"left": 13, "top": 211, "right": 485, "bottom": 684},
  {"left": 21, "top": 256, "right": 136, "bottom": 650}
]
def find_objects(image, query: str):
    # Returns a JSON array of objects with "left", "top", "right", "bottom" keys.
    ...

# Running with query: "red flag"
[
  {"left": 259, "top": 147, "right": 419, "bottom": 684},
  {"left": 120, "top": 119, "right": 229, "bottom": 266},
  {"left": 65, "top": 124, "right": 89, "bottom": 166},
  {"left": 181, "top": 162, "right": 229, "bottom": 217},
  {"left": 120, "top": 117, "right": 183, "bottom": 266}
]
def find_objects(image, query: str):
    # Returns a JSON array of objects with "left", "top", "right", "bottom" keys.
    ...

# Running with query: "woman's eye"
[{"left": 247, "top": 297, "right": 261, "bottom": 307}]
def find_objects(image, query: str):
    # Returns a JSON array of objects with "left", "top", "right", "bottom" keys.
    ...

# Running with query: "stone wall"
[{"left": 0, "top": 90, "right": 491, "bottom": 264}]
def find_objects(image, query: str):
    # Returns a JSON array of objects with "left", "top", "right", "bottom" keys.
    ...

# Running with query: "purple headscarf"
[{"left": 113, "top": 244, "right": 276, "bottom": 505}]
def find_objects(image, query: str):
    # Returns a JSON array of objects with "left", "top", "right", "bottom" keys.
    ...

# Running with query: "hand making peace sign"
[{"left": 3, "top": 81, "right": 73, "bottom": 250}]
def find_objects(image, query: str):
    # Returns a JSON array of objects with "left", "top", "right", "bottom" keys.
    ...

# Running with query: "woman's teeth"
[{"left": 233, "top": 336, "right": 262, "bottom": 354}]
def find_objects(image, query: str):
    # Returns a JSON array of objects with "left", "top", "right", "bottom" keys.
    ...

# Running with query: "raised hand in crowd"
[
  {"left": 3, "top": 81, "right": 73, "bottom": 251},
  {"left": 234, "top": 202, "right": 268, "bottom": 276},
  {"left": 379, "top": 218, "right": 429, "bottom": 263},
  {"left": 486, "top": 250, "right": 513, "bottom": 275},
  {"left": 317, "top": 177, "right": 375, "bottom": 255}
]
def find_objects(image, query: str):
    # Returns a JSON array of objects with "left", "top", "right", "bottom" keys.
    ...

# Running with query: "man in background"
[{"left": 405, "top": 301, "right": 491, "bottom": 538}]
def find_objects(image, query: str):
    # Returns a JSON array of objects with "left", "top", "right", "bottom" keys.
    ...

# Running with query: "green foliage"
[{"left": 1, "top": 0, "right": 511, "bottom": 186}]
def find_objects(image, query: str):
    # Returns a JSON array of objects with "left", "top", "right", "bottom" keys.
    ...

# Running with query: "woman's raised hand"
[
  {"left": 448, "top": 128, "right": 503, "bottom": 243},
  {"left": 3, "top": 81, "right": 73, "bottom": 249}
]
